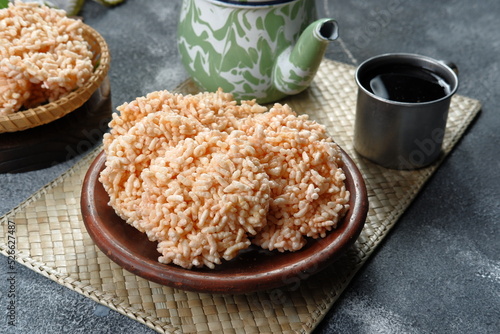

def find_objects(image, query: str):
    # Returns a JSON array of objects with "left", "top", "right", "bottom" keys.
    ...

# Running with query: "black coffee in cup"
[
  {"left": 359, "top": 63, "right": 452, "bottom": 103},
  {"left": 354, "top": 53, "right": 459, "bottom": 169}
]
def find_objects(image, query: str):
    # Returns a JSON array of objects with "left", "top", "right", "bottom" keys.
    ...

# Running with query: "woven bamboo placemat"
[{"left": 0, "top": 59, "right": 481, "bottom": 334}]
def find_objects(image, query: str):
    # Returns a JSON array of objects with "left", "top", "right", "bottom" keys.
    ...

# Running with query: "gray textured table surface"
[{"left": 1, "top": 0, "right": 499, "bottom": 333}]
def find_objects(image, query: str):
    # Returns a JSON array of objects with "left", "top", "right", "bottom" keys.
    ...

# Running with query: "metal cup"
[{"left": 353, "top": 53, "right": 459, "bottom": 170}]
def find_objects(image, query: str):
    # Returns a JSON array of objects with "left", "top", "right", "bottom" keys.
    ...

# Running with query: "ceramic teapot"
[{"left": 177, "top": 0, "right": 338, "bottom": 103}]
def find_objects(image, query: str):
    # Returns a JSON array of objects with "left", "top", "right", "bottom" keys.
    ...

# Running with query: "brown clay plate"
[{"left": 81, "top": 149, "right": 368, "bottom": 294}]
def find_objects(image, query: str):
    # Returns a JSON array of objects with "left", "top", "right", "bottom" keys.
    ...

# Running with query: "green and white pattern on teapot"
[{"left": 178, "top": 0, "right": 338, "bottom": 104}]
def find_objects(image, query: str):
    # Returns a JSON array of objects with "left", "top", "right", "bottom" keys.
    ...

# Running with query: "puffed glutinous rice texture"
[
  {"left": 0, "top": 1, "right": 93, "bottom": 115},
  {"left": 100, "top": 90, "right": 350, "bottom": 269}
]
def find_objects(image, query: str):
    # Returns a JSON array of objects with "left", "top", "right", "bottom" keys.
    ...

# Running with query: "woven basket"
[{"left": 0, "top": 23, "right": 110, "bottom": 133}]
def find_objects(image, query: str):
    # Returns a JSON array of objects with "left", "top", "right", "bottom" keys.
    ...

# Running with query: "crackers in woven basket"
[{"left": 0, "top": 1, "right": 110, "bottom": 133}]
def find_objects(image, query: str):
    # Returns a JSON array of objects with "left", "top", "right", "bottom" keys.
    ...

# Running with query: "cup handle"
[{"left": 439, "top": 60, "right": 459, "bottom": 76}]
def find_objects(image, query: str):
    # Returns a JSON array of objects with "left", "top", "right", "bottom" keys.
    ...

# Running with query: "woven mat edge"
[
  {"left": 2, "top": 239, "right": 175, "bottom": 333},
  {"left": 302, "top": 77, "right": 482, "bottom": 331},
  {"left": 0, "top": 147, "right": 179, "bottom": 334}
]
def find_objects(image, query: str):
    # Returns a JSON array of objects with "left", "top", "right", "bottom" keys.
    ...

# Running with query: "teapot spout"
[{"left": 273, "top": 19, "right": 338, "bottom": 96}]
